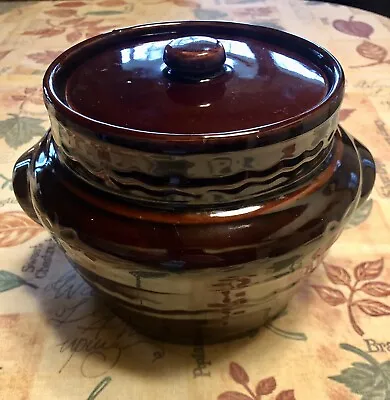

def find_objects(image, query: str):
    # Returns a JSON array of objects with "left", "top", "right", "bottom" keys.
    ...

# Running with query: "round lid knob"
[{"left": 163, "top": 36, "right": 226, "bottom": 79}]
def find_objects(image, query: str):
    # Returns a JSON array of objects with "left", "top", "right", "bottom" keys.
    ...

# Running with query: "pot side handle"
[
  {"left": 354, "top": 137, "right": 376, "bottom": 208},
  {"left": 12, "top": 143, "right": 41, "bottom": 225}
]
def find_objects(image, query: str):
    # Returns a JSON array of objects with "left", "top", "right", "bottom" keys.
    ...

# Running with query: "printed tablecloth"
[{"left": 0, "top": 1, "right": 389, "bottom": 399}]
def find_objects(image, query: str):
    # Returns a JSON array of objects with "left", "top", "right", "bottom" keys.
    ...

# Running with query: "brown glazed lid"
[{"left": 44, "top": 21, "right": 344, "bottom": 148}]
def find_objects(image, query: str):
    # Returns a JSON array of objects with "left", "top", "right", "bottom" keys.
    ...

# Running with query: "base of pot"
[
  {"left": 72, "top": 259, "right": 298, "bottom": 345},
  {"left": 100, "top": 292, "right": 287, "bottom": 345}
]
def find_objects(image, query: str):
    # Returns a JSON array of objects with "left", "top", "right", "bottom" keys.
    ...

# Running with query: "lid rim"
[{"left": 43, "top": 20, "right": 345, "bottom": 144}]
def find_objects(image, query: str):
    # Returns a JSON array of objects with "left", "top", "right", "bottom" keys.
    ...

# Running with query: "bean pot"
[{"left": 13, "top": 21, "right": 376, "bottom": 344}]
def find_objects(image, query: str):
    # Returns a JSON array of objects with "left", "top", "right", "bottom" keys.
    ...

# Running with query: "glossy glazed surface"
[
  {"left": 13, "top": 125, "right": 376, "bottom": 342},
  {"left": 44, "top": 21, "right": 343, "bottom": 148},
  {"left": 12, "top": 21, "right": 376, "bottom": 343},
  {"left": 65, "top": 35, "right": 327, "bottom": 133},
  {"left": 51, "top": 108, "right": 339, "bottom": 208},
  {"left": 163, "top": 36, "right": 227, "bottom": 78}
]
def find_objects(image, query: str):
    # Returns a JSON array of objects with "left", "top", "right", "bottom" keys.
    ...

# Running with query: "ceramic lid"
[{"left": 45, "top": 21, "right": 344, "bottom": 142}]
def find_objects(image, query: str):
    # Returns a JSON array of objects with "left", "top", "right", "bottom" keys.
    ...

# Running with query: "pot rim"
[{"left": 43, "top": 20, "right": 345, "bottom": 147}]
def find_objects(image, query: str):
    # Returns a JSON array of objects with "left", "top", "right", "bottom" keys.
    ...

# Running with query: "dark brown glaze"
[
  {"left": 19, "top": 128, "right": 356, "bottom": 267},
  {"left": 343, "top": 126, "right": 376, "bottom": 207},
  {"left": 64, "top": 34, "right": 327, "bottom": 134},
  {"left": 44, "top": 21, "right": 343, "bottom": 153},
  {"left": 12, "top": 145, "right": 41, "bottom": 225},
  {"left": 13, "top": 21, "right": 376, "bottom": 343},
  {"left": 12, "top": 127, "right": 375, "bottom": 343},
  {"left": 163, "top": 36, "right": 226, "bottom": 79}
]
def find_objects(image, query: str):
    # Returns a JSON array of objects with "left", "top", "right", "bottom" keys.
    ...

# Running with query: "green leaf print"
[
  {"left": 0, "top": 174, "right": 12, "bottom": 190},
  {"left": 193, "top": 9, "right": 228, "bottom": 19},
  {"left": 329, "top": 343, "right": 390, "bottom": 399},
  {"left": 0, "top": 2, "right": 29, "bottom": 15},
  {"left": 265, "top": 309, "right": 307, "bottom": 341},
  {"left": 87, "top": 377, "right": 112, "bottom": 400},
  {"left": 0, "top": 270, "right": 38, "bottom": 293},
  {"left": 331, "top": 366, "right": 380, "bottom": 394},
  {"left": 265, "top": 323, "right": 307, "bottom": 341},
  {"left": 382, "top": 361, "right": 390, "bottom": 380},
  {"left": 0, "top": 114, "right": 45, "bottom": 149}
]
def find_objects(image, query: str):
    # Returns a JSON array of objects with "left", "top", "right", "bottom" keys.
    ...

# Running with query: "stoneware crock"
[{"left": 12, "top": 21, "right": 376, "bottom": 344}]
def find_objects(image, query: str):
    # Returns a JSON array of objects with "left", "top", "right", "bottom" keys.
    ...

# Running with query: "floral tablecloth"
[{"left": 0, "top": 1, "right": 389, "bottom": 399}]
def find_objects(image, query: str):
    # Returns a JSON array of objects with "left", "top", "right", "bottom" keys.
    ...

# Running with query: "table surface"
[{"left": 0, "top": 1, "right": 389, "bottom": 399}]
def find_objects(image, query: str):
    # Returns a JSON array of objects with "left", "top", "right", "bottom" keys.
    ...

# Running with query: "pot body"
[
  {"left": 13, "top": 113, "right": 375, "bottom": 343},
  {"left": 12, "top": 21, "right": 376, "bottom": 344}
]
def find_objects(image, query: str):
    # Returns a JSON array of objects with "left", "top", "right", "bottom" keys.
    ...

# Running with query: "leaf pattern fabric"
[{"left": 0, "top": 0, "right": 388, "bottom": 399}]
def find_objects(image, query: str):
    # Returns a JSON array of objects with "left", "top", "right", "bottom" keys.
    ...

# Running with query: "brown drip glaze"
[
  {"left": 163, "top": 36, "right": 227, "bottom": 78},
  {"left": 13, "top": 21, "right": 375, "bottom": 344},
  {"left": 64, "top": 32, "right": 327, "bottom": 134},
  {"left": 44, "top": 21, "right": 343, "bottom": 151}
]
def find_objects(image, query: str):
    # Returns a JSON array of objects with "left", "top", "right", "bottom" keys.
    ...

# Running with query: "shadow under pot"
[{"left": 13, "top": 21, "right": 375, "bottom": 344}]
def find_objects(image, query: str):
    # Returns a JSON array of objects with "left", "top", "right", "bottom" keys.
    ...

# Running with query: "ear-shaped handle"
[
  {"left": 349, "top": 134, "right": 376, "bottom": 208},
  {"left": 339, "top": 126, "right": 375, "bottom": 208},
  {"left": 12, "top": 141, "right": 42, "bottom": 225},
  {"left": 355, "top": 137, "right": 376, "bottom": 207}
]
